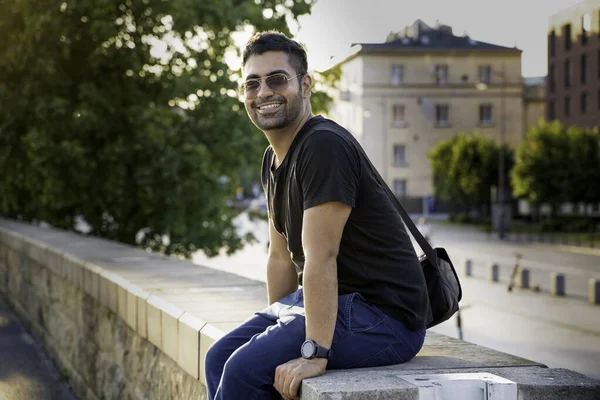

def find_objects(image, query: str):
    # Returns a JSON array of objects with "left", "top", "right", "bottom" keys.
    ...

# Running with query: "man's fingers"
[
  {"left": 282, "top": 367, "right": 294, "bottom": 398},
  {"left": 274, "top": 365, "right": 283, "bottom": 394},
  {"left": 290, "top": 376, "right": 302, "bottom": 398}
]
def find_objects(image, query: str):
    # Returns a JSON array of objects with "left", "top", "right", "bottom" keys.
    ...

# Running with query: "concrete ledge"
[
  {"left": 0, "top": 218, "right": 599, "bottom": 400},
  {"left": 302, "top": 366, "right": 600, "bottom": 400}
]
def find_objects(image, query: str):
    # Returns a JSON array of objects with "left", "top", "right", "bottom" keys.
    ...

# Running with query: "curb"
[{"left": 532, "top": 243, "right": 600, "bottom": 257}]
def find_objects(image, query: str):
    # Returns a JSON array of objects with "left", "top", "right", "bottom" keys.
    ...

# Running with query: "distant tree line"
[{"left": 428, "top": 120, "right": 600, "bottom": 223}]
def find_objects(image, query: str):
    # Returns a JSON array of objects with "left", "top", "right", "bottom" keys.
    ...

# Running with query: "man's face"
[{"left": 242, "top": 51, "right": 305, "bottom": 131}]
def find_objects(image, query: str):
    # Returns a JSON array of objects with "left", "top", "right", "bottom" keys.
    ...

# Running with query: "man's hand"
[{"left": 274, "top": 357, "right": 327, "bottom": 400}]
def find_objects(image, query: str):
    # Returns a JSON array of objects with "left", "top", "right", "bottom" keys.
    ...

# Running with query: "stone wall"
[{"left": 0, "top": 224, "right": 209, "bottom": 400}]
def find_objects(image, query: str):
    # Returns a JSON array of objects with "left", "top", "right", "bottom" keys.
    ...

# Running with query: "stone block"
[
  {"left": 178, "top": 312, "right": 206, "bottom": 379},
  {"left": 62, "top": 253, "right": 85, "bottom": 290},
  {"left": 24, "top": 237, "right": 48, "bottom": 266},
  {"left": 0, "top": 228, "right": 25, "bottom": 251},
  {"left": 99, "top": 271, "right": 119, "bottom": 314},
  {"left": 118, "top": 284, "right": 128, "bottom": 325},
  {"left": 136, "top": 291, "right": 151, "bottom": 339},
  {"left": 46, "top": 246, "right": 65, "bottom": 278},
  {"left": 83, "top": 262, "right": 103, "bottom": 301},
  {"left": 161, "top": 299, "right": 184, "bottom": 362},
  {"left": 199, "top": 324, "right": 224, "bottom": 386},
  {"left": 146, "top": 295, "right": 163, "bottom": 349},
  {"left": 127, "top": 284, "right": 149, "bottom": 334}
]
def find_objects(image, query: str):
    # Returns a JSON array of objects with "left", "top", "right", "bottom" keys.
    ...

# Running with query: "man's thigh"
[{"left": 328, "top": 293, "right": 425, "bottom": 370}]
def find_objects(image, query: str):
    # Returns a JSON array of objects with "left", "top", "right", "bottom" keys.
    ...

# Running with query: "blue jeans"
[{"left": 205, "top": 288, "right": 426, "bottom": 400}]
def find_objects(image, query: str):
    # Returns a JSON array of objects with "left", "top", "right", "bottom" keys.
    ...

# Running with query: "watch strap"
[{"left": 314, "top": 344, "right": 332, "bottom": 359}]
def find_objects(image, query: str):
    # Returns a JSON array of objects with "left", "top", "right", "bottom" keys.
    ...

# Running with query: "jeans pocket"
[
  {"left": 345, "top": 345, "right": 403, "bottom": 369},
  {"left": 345, "top": 293, "right": 387, "bottom": 332}
]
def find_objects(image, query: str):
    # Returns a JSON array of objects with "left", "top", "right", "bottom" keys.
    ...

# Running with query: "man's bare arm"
[
  {"left": 266, "top": 218, "right": 298, "bottom": 305},
  {"left": 302, "top": 202, "right": 351, "bottom": 355}
]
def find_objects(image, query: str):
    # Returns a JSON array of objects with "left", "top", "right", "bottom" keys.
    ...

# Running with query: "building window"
[
  {"left": 435, "top": 65, "right": 449, "bottom": 85},
  {"left": 549, "top": 64, "right": 556, "bottom": 92},
  {"left": 549, "top": 30, "right": 556, "bottom": 57},
  {"left": 479, "top": 104, "right": 493, "bottom": 125},
  {"left": 436, "top": 104, "right": 450, "bottom": 126},
  {"left": 393, "top": 179, "right": 407, "bottom": 198},
  {"left": 563, "top": 24, "right": 572, "bottom": 50},
  {"left": 565, "top": 96, "right": 571, "bottom": 117},
  {"left": 391, "top": 64, "right": 404, "bottom": 86},
  {"left": 582, "top": 13, "right": 591, "bottom": 45},
  {"left": 581, "top": 54, "right": 588, "bottom": 84},
  {"left": 479, "top": 65, "right": 492, "bottom": 84},
  {"left": 548, "top": 100, "right": 556, "bottom": 120},
  {"left": 581, "top": 92, "right": 588, "bottom": 114},
  {"left": 392, "top": 104, "right": 406, "bottom": 126},
  {"left": 393, "top": 145, "right": 407, "bottom": 166},
  {"left": 564, "top": 60, "right": 571, "bottom": 88}
]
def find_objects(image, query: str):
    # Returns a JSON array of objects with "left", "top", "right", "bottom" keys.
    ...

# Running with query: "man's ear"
[{"left": 302, "top": 74, "right": 313, "bottom": 99}]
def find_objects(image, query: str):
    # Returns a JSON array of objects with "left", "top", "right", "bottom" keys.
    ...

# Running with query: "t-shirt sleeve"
[{"left": 297, "top": 130, "right": 361, "bottom": 210}]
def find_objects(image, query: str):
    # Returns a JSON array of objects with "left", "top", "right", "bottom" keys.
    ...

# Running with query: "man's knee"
[
  {"left": 205, "top": 338, "right": 229, "bottom": 373},
  {"left": 221, "top": 345, "right": 266, "bottom": 385}
]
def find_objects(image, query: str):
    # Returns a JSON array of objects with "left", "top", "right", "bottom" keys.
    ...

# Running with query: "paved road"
[
  {"left": 193, "top": 212, "right": 600, "bottom": 380},
  {"left": 428, "top": 224, "right": 600, "bottom": 299},
  {"left": 0, "top": 297, "right": 78, "bottom": 400}
]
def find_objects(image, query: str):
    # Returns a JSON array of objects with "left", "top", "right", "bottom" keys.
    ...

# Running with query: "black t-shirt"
[{"left": 261, "top": 115, "right": 430, "bottom": 330}]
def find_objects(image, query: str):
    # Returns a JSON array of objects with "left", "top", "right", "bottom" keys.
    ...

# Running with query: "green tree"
[
  {"left": 429, "top": 132, "right": 513, "bottom": 213},
  {"left": 565, "top": 126, "right": 600, "bottom": 211},
  {"left": 0, "top": 0, "right": 316, "bottom": 258},
  {"left": 511, "top": 120, "right": 570, "bottom": 215}
]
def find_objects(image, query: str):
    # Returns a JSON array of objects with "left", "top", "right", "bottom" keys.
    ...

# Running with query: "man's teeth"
[{"left": 259, "top": 103, "right": 281, "bottom": 110}]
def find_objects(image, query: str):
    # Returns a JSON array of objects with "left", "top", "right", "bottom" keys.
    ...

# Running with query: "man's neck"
[{"left": 266, "top": 110, "right": 315, "bottom": 168}]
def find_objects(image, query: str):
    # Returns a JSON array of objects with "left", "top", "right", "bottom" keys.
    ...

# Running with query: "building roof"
[{"left": 351, "top": 19, "right": 521, "bottom": 55}]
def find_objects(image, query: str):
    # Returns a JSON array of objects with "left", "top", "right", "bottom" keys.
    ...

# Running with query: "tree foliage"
[
  {"left": 0, "top": 0, "right": 320, "bottom": 257},
  {"left": 512, "top": 120, "right": 600, "bottom": 211},
  {"left": 428, "top": 133, "right": 513, "bottom": 208}
]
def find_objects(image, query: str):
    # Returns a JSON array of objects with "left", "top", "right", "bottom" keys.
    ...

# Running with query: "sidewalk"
[
  {"left": 429, "top": 221, "right": 600, "bottom": 257},
  {"left": 0, "top": 296, "right": 77, "bottom": 400}
]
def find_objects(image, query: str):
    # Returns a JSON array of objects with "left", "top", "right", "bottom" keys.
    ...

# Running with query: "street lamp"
[{"left": 477, "top": 65, "right": 508, "bottom": 239}]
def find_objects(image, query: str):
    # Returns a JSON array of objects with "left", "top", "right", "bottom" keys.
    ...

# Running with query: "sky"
[{"left": 287, "top": 0, "right": 582, "bottom": 77}]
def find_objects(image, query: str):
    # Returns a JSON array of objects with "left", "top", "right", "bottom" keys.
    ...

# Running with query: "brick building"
[{"left": 547, "top": 0, "right": 600, "bottom": 129}]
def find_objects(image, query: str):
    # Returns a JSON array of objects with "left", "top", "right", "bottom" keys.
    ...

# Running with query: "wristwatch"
[{"left": 300, "top": 339, "right": 333, "bottom": 360}]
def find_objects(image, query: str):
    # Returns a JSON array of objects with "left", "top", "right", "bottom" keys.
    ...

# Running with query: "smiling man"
[{"left": 204, "top": 31, "right": 431, "bottom": 400}]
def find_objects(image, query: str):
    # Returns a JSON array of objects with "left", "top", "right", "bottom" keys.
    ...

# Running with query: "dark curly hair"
[{"left": 242, "top": 31, "right": 308, "bottom": 75}]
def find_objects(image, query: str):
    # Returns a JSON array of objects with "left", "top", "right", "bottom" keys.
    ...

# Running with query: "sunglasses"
[{"left": 240, "top": 73, "right": 303, "bottom": 99}]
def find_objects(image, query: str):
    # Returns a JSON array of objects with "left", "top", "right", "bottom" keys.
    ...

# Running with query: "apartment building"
[
  {"left": 331, "top": 20, "right": 536, "bottom": 200},
  {"left": 547, "top": 0, "right": 600, "bottom": 129}
]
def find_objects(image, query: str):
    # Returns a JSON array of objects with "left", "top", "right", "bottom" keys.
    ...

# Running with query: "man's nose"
[{"left": 256, "top": 79, "right": 274, "bottom": 98}]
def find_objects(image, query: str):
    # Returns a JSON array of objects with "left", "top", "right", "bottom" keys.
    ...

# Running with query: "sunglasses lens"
[
  {"left": 265, "top": 74, "right": 289, "bottom": 91},
  {"left": 241, "top": 80, "right": 260, "bottom": 96}
]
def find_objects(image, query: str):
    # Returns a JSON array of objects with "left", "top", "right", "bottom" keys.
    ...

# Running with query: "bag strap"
[{"left": 304, "top": 120, "right": 439, "bottom": 266}]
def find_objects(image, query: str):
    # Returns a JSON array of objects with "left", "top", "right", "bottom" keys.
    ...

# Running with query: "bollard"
[
  {"left": 464, "top": 259, "right": 473, "bottom": 277},
  {"left": 488, "top": 263, "right": 499, "bottom": 283},
  {"left": 519, "top": 268, "right": 530, "bottom": 289},
  {"left": 551, "top": 273, "right": 565, "bottom": 296},
  {"left": 590, "top": 279, "right": 600, "bottom": 305}
]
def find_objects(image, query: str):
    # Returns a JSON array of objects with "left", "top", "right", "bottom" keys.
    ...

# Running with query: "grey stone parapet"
[{"left": 0, "top": 217, "right": 598, "bottom": 400}]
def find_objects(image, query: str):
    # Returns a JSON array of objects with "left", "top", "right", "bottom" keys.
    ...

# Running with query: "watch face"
[{"left": 301, "top": 341, "right": 316, "bottom": 358}]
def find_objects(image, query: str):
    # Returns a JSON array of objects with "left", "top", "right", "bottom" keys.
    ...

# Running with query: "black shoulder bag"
[
  {"left": 379, "top": 182, "right": 463, "bottom": 329},
  {"left": 303, "top": 120, "right": 462, "bottom": 329}
]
